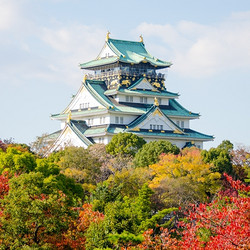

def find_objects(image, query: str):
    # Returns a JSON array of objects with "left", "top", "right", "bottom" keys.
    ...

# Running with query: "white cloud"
[
  {"left": 39, "top": 24, "right": 106, "bottom": 87},
  {"left": 136, "top": 12, "right": 250, "bottom": 78},
  {"left": 0, "top": 0, "right": 18, "bottom": 30}
]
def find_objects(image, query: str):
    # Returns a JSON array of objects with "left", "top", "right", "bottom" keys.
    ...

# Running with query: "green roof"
[
  {"left": 126, "top": 104, "right": 184, "bottom": 134},
  {"left": 80, "top": 38, "right": 172, "bottom": 69},
  {"left": 84, "top": 79, "right": 115, "bottom": 108},
  {"left": 68, "top": 120, "right": 93, "bottom": 146},
  {"left": 51, "top": 79, "right": 199, "bottom": 119},
  {"left": 51, "top": 107, "right": 107, "bottom": 119},
  {"left": 162, "top": 99, "right": 199, "bottom": 117},
  {"left": 118, "top": 88, "right": 178, "bottom": 98},
  {"left": 80, "top": 57, "right": 118, "bottom": 68},
  {"left": 126, "top": 128, "right": 214, "bottom": 141},
  {"left": 83, "top": 126, "right": 107, "bottom": 136}
]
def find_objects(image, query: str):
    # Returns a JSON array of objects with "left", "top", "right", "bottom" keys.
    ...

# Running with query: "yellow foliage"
[{"left": 149, "top": 148, "right": 221, "bottom": 191}]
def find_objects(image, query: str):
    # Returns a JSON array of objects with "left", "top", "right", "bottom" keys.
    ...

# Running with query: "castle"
[{"left": 49, "top": 33, "right": 213, "bottom": 152}]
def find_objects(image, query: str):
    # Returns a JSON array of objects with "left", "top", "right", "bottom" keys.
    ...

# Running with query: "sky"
[{"left": 0, "top": 0, "right": 250, "bottom": 149}]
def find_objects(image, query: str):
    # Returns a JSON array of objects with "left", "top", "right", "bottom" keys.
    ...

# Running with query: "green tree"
[
  {"left": 0, "top": 147, "right": 36, "bottom": 174},
  {"left": 202, "top": 140, "right": 233, "bottom": 175},
  {"left": 90, "top": 182, "right": 122, "bottom": 212},
  {"left": 133, "top": 140, "right": 180, "bottom": 167},
  {"left": 35, "top": 158, "right": 83, "bottom": 203},
  {"left": 104, "top": 184, "right": 154, "bottom": 235},
  {"left": 0, "top": 172, "right": 76, "bottom": 248},
  {"left": 106, "top": 167, "right": 151, "bottom": 198},
  {"left": 52, "top": 146, "right": 102, "bottom": 185},
  {"left": 106, "top": 132, "right": 146, "bottom": 157}
]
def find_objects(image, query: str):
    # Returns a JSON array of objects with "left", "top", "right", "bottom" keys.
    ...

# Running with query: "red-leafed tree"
[
  {"left": 0, "top": 172, "right": 10, "bottom": 199},
  {"left": 129, "top": 173, "right": 249, "bottom": 250},
  {"left": 53, "top": 204, "right": 105, "bottom": 249},
  {"left": 177, "top": 173, "right": 250, "bottom": 249}
]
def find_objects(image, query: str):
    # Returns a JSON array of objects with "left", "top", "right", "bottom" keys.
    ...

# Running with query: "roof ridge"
[
  {"left": 108, "top": 38, "right": 143, "bottom": 44},
  {"left": 69, "top": 121, "right": 93, "bottom": 146}
]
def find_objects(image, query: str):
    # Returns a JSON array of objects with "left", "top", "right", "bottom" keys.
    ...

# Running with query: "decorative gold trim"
[
  {"left": 121, "top": 80, "right": 131, "bottom": 86},
  {"left": 173, "top": 129, "right": 183, "bottom": 134},
  {"left": 131, "top": 127, "right": 140, "bottom": 131},
  {"left": 140, "top": 35, "right": 143, "bottom": 43},
  {"left": 106, "top": 31, "right": 110, "bottom": 41},
  {"left": 154, "top": 97, "right": 159, "bottom": 106},
  {"left": 83, "top": 74, "right": 88, "bottom": 82},
  {"left": 153, "top": 82, "right": 160, "bottom": 88},
  {"left": 67, "top": 111, "right": 72, "bottom": 123},
  {"left": 153, "top": 109, "right": 162, "bottom": 116}
]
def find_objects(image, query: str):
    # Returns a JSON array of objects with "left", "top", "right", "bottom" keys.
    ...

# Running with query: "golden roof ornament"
[
  {"left": 83, "top": 74, "right": 88, "bottom": 82},
  {"left": 154, "top": 97, "right": 159, "bottom": 106},
  {"left": 139, "top": 35, "right": 143, "bottom": 43},
  {"left": 106, "top": 31, "right": 110, "bottom": 41},
  {"left": 67, "top": 110, "right": 72, "bottom": 123}
]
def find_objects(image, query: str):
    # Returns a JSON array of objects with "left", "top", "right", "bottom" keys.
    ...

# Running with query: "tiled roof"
[
  {"left": 80, "top": 38, "right": 172, "bottom": 69},
  {"left": 126, "top": 104, "right": 184, "bottom": 134},
  {"left": 126, "top": 128, "right": 214, "bottom": 140},
  {"left": 68, "top": 120, "right": 93, "bottom": 146},
  {"left": 51, "top": 80, "right": 199, "bottom": 119},
  {"left": 118, "top": 88, "right": 178, "bottom": 98},
  {"left": 84, "top": 80, "right": 115, "bottom": 109}
]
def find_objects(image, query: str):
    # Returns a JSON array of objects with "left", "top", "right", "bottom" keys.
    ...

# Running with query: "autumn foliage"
[
  {"left": 0, "top": 141, "right": 249, "bottom": 249},
  {"left": 177, "top": 173, "right": 250, "bottom": 249}
]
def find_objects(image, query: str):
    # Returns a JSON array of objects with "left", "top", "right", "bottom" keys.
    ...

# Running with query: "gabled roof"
[
  {"left": 47, "top": 120, "right": 93, "bottom": 153},
  {"left": 124, "top": 128, "right": 214, "bottom": 141},
  {"left": 80, "top": 38, "right": 172, "bottom": 69},
  {"left": 162, "top": 99, "right": 199, "bottom": 118},
  {"left": 51, "top": 78, "right": 199, "bottom": 120},
  {"left": 83, "top": 79, "right": 114, "bottom": 109},
  {"left": 127, "top": 77, "right": 159, "bottom": 91},
  {"left": 126, "top": 104, "right": 184, "bottom": 134},
  {"left": 68, "top": 120, "right": 94, "bottom": 145}
]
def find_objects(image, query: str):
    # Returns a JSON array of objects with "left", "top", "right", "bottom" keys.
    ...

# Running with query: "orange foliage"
[{"left": 50, "top": 204, "right": 104, "bottom": 249}]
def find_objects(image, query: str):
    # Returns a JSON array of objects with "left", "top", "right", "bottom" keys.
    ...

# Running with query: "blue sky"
[{"left": 0, "top": 0, "right": 250, "bottom": 149}]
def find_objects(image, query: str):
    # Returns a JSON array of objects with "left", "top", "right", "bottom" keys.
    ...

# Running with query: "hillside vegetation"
[{"left": 0, "top": 134, "right": 249, "bottom": 249}]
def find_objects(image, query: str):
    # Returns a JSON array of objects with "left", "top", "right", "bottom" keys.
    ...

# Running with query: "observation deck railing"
[{"left": 86, "top": 69, "right": 165, "bottom": 80}]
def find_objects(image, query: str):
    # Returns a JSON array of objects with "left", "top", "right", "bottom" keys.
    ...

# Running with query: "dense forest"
[{"left": 0, "top": 133, "right": 249, "bottom": 249}]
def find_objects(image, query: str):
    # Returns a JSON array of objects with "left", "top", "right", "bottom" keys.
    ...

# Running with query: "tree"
[
  {"left": 177, "top": 173, "right": 250, "bottom": 249},
  {"left": 35, "top": 158, "right": 84, "bottom": 203},
  {"left": 0, "top": 147, "right": 36, "bottom": 174},
  {"left": 149, "top": 148, "right": 221, "bottom": 209},
  {"left": 52, "top": 146, "right": 102, "bottom": 185},
  {"left": 90, "top": 182, "right": 122, "bottom": 212},
  {"left": 30, "top": 133, "right": 54, "bottom": 156},
  {"left": 0, "top": 172, "right": 10, "bottom": 199},
  {"left": 106, "top": 132, "right": 146, "bottom": 157},
  {"left": 0, "top": 140, "right": 7, "bottom": 152},
  {"left": 231, "top": 145, "right": 250, "bottom": 182},
  {"left": 0, "top": 172, "right": 76, "bottom": 248},
  {"left": 133, "top": 140, "right": 180, "bottom": 167},
  {"left": 202, "top": 140, "right": 233, "bottom": 175},
  {"left": 106, "top": 167, "right": 151, "bottom": 198},
  {"left": 130, "top": 173, "right": 250, "bottom": 250}
]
